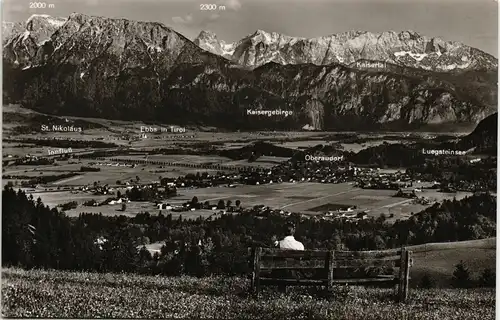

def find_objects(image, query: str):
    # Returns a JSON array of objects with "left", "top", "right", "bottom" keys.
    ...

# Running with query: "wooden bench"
[{"left": 250, "top": 247, "right": 412, "bottom": 302}]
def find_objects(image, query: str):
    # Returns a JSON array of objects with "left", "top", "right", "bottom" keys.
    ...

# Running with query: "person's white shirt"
[{"left": 278, "top": 235, "right": 304, "bottom": 250}]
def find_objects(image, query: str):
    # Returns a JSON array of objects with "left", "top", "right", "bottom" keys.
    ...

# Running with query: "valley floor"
[{"left": 1, "top": 268, "right": 495, "bottom": 320}]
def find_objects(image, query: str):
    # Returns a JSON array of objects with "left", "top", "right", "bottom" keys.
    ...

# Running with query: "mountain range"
[
  {"left": 3, "top": 13, "right": 497, "bottom": 131},
  {"left": 194, "top": 29, "right": 498, "bottom": 72}
]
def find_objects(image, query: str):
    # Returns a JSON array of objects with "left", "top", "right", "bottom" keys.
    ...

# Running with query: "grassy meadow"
[
  {"left": 2, "top": 268, "right": 495, "bottom": 320},
  {"left": 409, "top": 238, "right": 496, "bottom": 286},
  {"left": 2, "top": 239, "right": 496, "bottom": 319}
]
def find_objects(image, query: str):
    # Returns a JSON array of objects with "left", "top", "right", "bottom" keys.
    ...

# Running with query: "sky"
[{"left": 2, "top": 0, "right": 498, "bottom": 56}]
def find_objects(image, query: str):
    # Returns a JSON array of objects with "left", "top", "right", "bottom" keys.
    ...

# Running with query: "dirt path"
[
  {"left": 53, "top": 175, "right": 83, "bottom": 185},
  {"left": 279, "top": 189, "right": 357, "bottom": 209}
]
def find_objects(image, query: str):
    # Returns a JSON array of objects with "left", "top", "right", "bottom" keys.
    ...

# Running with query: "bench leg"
[{"left": 278, "top": 284, "right": 287, "bottom": 293}]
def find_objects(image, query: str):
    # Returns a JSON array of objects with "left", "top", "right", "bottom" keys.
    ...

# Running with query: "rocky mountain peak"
[
  {"left": 26, "top": 14, "right": 67, "bottom": 28},
  {"left": 194, "top": 30, "right": 235, "bottom": 58},
  {"left": 67, "top": 12, "right": 92, "bottom": 23},
  {"left": 3, "top": 14, "right": 68, "bottom": 67},
  {"left": 3, "top": 14, "right": 66, "bottom": 44},
  {"left": 4, "top": 13, "right": 198, "bottom": 71},
  {"left": 25, "top": 14, "right": 66, "bottom": 42},
  {"left": 247, "top": 29, "right": 299, "bottom": 44},
  {"left": 337, "top": 30, "right": 368, "bottom": 39},
  {"left": 399, "top": 30, "right": 422, "bottom": 40},
  {"left": 253, "top": 29, "right": 271, "bottom": 37},
  {"left": 197, "top": 30, "right": 218, "bottom": 40}
]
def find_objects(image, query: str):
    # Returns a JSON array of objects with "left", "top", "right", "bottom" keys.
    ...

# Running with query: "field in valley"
[
  {"left": 4, "top": 104, "right": 444, "bottom": 159},
  {"left": 21, "top": 179, "right": 473, "bottom": 220},
  {"left": 167, "top": 182, "right": 471, "bottom": 219},
  {"left": 2, "top": 105, "right": 479, "bottom": 221}
]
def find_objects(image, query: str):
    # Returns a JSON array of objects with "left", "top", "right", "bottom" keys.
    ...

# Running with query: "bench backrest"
[
  {"left": 253, "top": 247, "right": 404, "bottom": 271},
  {"left": 258, "top": 248, "right": 330, "bottom": 270}
]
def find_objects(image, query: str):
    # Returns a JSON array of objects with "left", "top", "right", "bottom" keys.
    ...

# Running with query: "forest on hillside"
[{"left": 2, "top": 187, "right": 496, "bottom": 277}]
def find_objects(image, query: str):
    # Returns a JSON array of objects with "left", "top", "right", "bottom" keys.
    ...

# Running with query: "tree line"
[{"left": 2, "top": 187, "right": 496, "bottom": 281}]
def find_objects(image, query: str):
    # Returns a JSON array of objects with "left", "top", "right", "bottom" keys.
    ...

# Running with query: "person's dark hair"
[{"left": 284, "top": 223, "right": 295, "bottom": 236}]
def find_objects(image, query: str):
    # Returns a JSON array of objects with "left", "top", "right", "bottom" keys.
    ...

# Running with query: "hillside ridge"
[{"left": 3, "top": 13, "right": 497, "bottom": 131}]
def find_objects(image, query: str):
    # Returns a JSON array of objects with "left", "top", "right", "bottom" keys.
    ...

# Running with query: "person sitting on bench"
[
  {"left": 274, "top": 223, "right": 304, "bottom": 292},
  {"left": 278, "top": 223, "right": 304, "bottom": 250}
]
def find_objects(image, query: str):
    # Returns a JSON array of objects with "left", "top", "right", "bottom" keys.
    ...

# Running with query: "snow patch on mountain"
[
  {"left": 394, "top": 51, "right": 428, "bottom": 61},
  {"left": 442, "top": 62, "right": 472, "bottom": 70},
  {"left": 27, "top": 14, "right": 67, "bottom": 27},
  {"left": 222, "top": 42, "right": 235, "bottom": 56},
  {"left": 147, "top": 44, "right": 163, "bottom": 52},
  {"left": 22, "top": 30, "right": 30, "bottom": 41},
  {"left": 46, "top": 17, "right": 66, "bottom": 27}
]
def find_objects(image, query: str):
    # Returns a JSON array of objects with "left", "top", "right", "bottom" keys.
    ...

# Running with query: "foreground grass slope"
[
  {"left": 2, "top": 268, "right": 495, "bottom": 320},
  {"left": 408, "top": 238, "right": 496, "bottom": 286}
]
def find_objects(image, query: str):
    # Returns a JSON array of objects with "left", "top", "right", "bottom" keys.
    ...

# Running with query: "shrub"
[
  {"left": 479, "top": 268, "right": 495, "bottom": 287},
  {"left": 80, "top": 166, "right": 100, "bottom": 172},
  {"left": 217, "top": 199, "right": 225, "bottom": 209},
  {"left": 452, "top": 261, "right": 471, "bottom": 288},
  {"left": 419, "top": 273, "right": 435, "bottom": 288},
  {"left": 83, "top": 199, "right": 97, "bottom": 206},
  {"left": 59, "top": 201, "right": 78, "bottom": 211}
]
